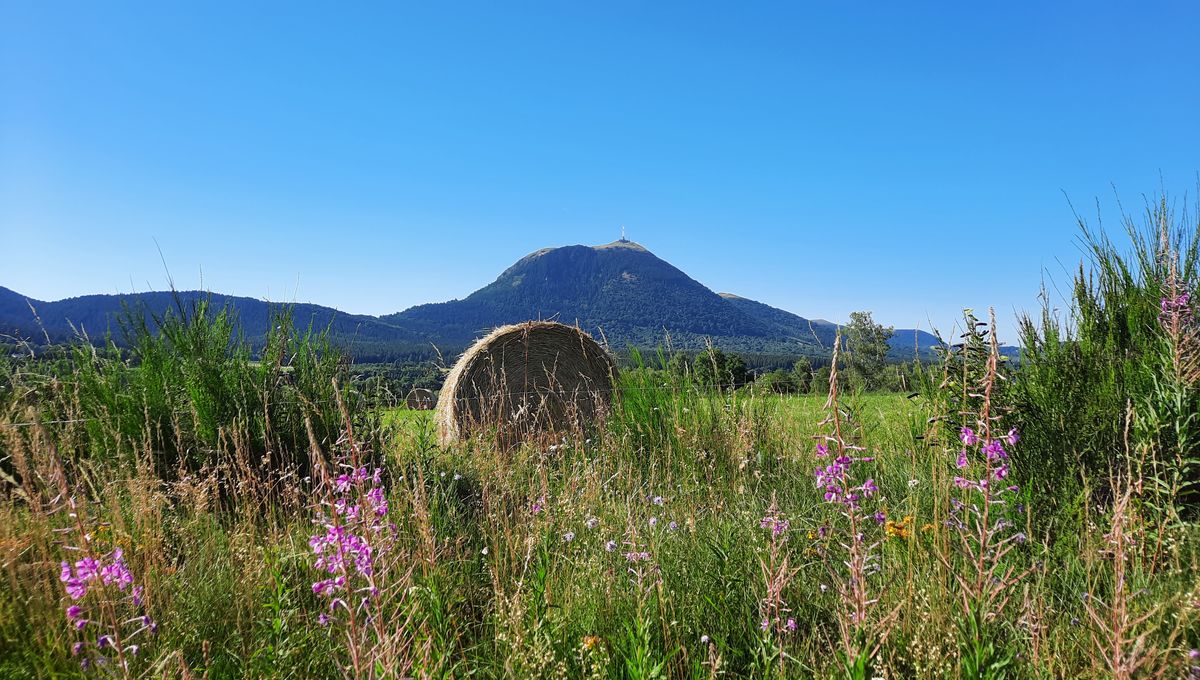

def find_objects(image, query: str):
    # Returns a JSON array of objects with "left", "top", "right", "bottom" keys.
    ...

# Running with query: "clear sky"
[{"left": 2, "top": 2, "right": 1197, "bottom": 341}]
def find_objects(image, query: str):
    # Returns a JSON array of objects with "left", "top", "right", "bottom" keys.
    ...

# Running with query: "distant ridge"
[
  {"left": 0, "top": 286, "right": 430, "bottom": 361},
  {"left": 1, "top": 240, "right": 952, "bottom": 361}
]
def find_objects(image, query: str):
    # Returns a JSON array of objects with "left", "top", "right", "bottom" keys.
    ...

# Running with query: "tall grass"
[
  {"left": 1015, "top": 195, "right": 1200, "bottom": 505},
  {"left": 3, "top": 205, "right": 1200, "bottom": 677}
]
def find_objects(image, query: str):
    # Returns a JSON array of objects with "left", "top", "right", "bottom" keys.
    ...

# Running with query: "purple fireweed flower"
[
  {"left": 531, "top": 497, "right": 545, "bottom": 514},
  {"left": 72, "top": 641, "right": 84, "bottom": 656},
  {"left": 860, "top": 479, "right": 877, "bottom": 497},
  {"left": 66, "top": 605, "right": 82, "bottom": 621},
  {"left": 993, "top": 464, "right": 1010, "bottom": 481},
  {"left": 1005, "top": 428, "right": 1020, "bottom": 446},
  {"left": 983, "top": 440, "right": 1007, "bottom": 461},
  {"left": 760, "top": 618, "right": 770, "bottom": 631},
  {"left": 318, "top": 612, "right": 331, "bottom": 626},
  {"left": 815, "top": 459, "right": 851, "bottom": 491},
  {"left": 785, "top": 618, "right": 797, "bottom": 632},
  {"left": 313, "top": 578, "right": 339, "bottom": 597},
  {"left": 100, "top": 550, "right": 133, "bottom": 591},
  {"left": 1161, "top": 293, "right": 1192, "bottom": 325},
  {"left": 873, "top": 510, "right": 886, "bottom": 524},
  {"left": 960, "top": 427, "right": 978, "bottom": 446},
  {"left": 816, "top": 443, "right": 829, "bottom": 458},
  {"left": 75, "top": 557, "right": 100, "bottom": 582},
  {"left": 956, "top": 449, "right": 969, "bottom": 469},
  {"left": 366, "top": 487, "right": 388, "bottom": 516},
  {"left": 64, "top": 577, "right": 87, "bottom": 600}
]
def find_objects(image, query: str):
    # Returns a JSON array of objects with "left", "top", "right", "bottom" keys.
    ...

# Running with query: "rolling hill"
[{"left": 1, "top": 240, "right": 947, "bottom": 361}]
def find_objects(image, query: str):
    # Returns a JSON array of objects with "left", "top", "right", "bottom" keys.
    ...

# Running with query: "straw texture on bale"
[
  {"left": 435, "top": 321, "right": 617, "bottom": 445},
  {"left": 405, "top": 388, "right": 436, "bottom": 411}
]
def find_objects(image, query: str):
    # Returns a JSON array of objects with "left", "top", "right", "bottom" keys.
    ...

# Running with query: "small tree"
[
  {"left": 792, "top": 357, "right": 813, "bottom": 393},
  {"left": 810, "top": 365, "right": 833, "bottom": 394},
  {"left": 758, "top": 369, "right": 797, "bottom": 394},
  {"left": 693, "top": 346, "right": 747, "bottom": 390},
  {"left": 843, "top": 311, "right": 894, "bottom": 392}
]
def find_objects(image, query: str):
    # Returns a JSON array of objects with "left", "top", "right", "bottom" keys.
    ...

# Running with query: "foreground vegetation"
[{"left": 2, "top": 195, "right": 1199, "bottom": 678}]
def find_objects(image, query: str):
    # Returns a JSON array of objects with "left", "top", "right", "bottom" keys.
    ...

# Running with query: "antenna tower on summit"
[{"left": 619, "top": 225, "right": 628, "bottom": 242}]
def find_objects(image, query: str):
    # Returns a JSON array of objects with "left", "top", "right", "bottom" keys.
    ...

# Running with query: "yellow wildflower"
[{"left": 885, "top": 515, "right": 915, "bottom": 540}]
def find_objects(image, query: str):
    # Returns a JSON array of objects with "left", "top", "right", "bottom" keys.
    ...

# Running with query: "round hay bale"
[
  {"left": 405, "top": 388, "right": 436, "bottom": 411},
  {"left": 435, "top": 321, "right": 617, "bottom": 446}
]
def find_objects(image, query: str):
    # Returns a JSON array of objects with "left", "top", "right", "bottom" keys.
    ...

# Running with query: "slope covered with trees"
[{"left": 1, "top": 241, "right": 950, "bottom": 361}]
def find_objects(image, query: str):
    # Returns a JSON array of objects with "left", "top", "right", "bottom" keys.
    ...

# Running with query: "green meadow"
[{"left": 2, "top": 199, "right": 1199, "bottom": 678}]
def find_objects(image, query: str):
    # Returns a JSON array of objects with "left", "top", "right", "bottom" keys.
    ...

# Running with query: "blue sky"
[{"left": 2, "top": 2, "right": 1197, "bottom": 340}]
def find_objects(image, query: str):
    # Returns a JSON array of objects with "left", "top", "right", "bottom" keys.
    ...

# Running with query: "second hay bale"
[{"left": 435, "top": 321, "right": 617, "bottom": 445}]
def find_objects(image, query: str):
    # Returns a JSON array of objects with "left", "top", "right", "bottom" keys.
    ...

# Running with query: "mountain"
[
  {"left": 716, "top": 293, "right": 944, "bottom": 359},
  {"left": 1, "top": 240, "right": 952, "bottom": 361},
  {"left": 0, "top": 286, "right": 431, "bottom": 361},
  {"left": 718, "top": 293, "right": 839, "bottom": 348},
  {"left": 382, "top": 240, "right": 834, "bottom": 354}
]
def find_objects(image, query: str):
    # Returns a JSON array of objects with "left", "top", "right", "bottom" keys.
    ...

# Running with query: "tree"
[
  {"left": 810, "top": 365, "right": 833, "bottom": 394},
  {"left": 792, "top": 357, "right": 813, "bottom": 393},
  {"left": 726, "top": 354, "right": 748, "bottom": 387},
  {"left": 692, "top": 346, "right": 747, "bottom": 390},
  {"left": 667, "top": 351, "right": 691, "bottom": 379},
  {"left": 843, "top": 311, "right": 894, "bottom": 392}
]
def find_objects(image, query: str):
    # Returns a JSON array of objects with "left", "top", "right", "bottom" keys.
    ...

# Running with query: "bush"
[{"left": 1013, "top": 193, "right": 1200, "bottom": 517}]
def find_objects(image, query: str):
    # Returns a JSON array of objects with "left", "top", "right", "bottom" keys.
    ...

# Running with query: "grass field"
[
  {"left": 2, "top": 199, "right": 1199, "bottom": 678},
  {"left": 5, "top": 359, "right": 1196, "bottom": 678}
]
